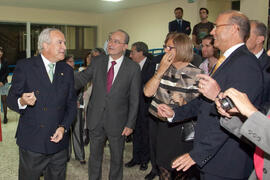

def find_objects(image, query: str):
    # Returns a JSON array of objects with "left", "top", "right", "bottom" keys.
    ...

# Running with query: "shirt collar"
[
  {"left": 139, "top": 57, "right": 147, "bottom": 70},
  {"left": 41, "top": 54, "right": 56, "bottom": 67},
  {"left": 255, "top": 48, "right": 264, "bottom": 59},
  {"left": 223, "top": 43, "right": 245, "bottom": 58},
  {"left": 109, "top": 55, "right": 124, "bottom": 65}
]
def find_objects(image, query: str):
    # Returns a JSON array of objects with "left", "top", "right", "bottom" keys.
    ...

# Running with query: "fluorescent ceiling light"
[{"left": 102, "top": 0, "right": 123, "bottom": 2}]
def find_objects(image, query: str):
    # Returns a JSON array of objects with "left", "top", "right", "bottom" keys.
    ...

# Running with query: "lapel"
[
  {"left": 141, "top": 58, "right": 151, "bottom": 84},
  {"left": 33, "top": 55, "right": 53, "bottom": 89},
  {"left": 102, "top": 56, "right": 109, "bottom": 91},
  {"left": 212, "top": 45, "right": 246, "bottom": 78},
  {"left": 258, "top": 50, "right": 269, "bottom": 70},
  {"left": 53, "top": 62, "right": 65, "bottom": 87},
  {"left": 109, "top": 56, "right": 128, "bottom": 93}
]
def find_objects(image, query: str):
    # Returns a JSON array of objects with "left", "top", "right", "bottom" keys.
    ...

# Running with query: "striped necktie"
[
  {"left": 210, "top": 55, "right": 226, "bottom": 75},
  {"left": 48, "top": 63, "right": 55, "bottom": 83}
]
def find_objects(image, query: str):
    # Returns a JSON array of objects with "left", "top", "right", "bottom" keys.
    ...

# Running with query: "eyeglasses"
[
  {"left": 163, "top": 45, "right": 176, "bottom": 51},
  {"left": 108, "top": 38, "right": 126, "bottom": 45},
  {"left": 213, "top": 23, "right": 233, "bottom": 29}
]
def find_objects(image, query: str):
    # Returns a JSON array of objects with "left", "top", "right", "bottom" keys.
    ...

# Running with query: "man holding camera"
[{"left": 157, "top": 11, "right": 263, "bottom": 180}]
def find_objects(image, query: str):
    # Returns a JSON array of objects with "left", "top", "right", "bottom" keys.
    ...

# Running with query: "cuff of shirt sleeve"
[
  {"left": 167, "top": 113, "right": 175, "bottom": 122},
  {"left": 18, "top": 98, "right": 27, "bottom": 109}
]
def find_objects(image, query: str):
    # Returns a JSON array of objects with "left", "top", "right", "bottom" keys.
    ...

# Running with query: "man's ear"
[
  {"left": 123, "top": 44, "right": 128, "bottom": 51},
  {"left": 43, "top": 42, "right": 49, "bottom": 51},
  {"left": 256, "top": 35, "right": 265, "bottom": 45}
]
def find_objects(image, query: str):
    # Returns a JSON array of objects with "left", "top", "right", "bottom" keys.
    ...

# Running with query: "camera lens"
[{"left": 219, "top": 97, "right": 235, "bottom": 111}]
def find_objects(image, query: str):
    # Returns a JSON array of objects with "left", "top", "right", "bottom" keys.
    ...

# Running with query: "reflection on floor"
[{"left": 0, "top": 109, "right": 158, "bottom": 180}]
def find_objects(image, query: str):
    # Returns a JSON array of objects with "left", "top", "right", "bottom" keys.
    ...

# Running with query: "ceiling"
[{"left": 0, "top": 0, "right": 172, "bottom": 13}]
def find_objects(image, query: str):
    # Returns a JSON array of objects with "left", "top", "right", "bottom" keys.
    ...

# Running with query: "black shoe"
[
  {"left": 3, "top": 117, "right": 7, "bottom": 124},
  {"left": 140, "top": 163, "right": 148, "bottom": 171},
  {"left": 125, "top": 159, "right": 140, "bottom": 168},
  {"left": 80, "top": 160, "right": 86, "bottom": 165},
  {"left": 125, "top": 135, "right": 133, "bottom": 143},
  {"left": 145, "top": 171, "right": 157, "bottom": 180}
]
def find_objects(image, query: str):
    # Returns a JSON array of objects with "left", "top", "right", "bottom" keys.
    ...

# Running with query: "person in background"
[
  {"left": 169, "top": 7, "right": 191, "bottom": 35},
  {"left": 125, "top": 41, "right": 152, "bottom": 171},
  {"left": 192, "top": 8, "right": 214, "bottom": 54},
  {"left": 91, "top": 48, "right": 106, "bottom": 57},
  {"left": 65, "top": 55, "right": 86, "bottom": 165},
  {"left": 0, "top": 47, "right": 9, "bottom": 124},
  {"left": 144, "top": 33, "right": 202, "bottom": 180},
  {"left": 7, "top": 28, "right": 77, "bottom": 180},
  {"left": 245, "top": 20, "right": 270, "bottom": 114},
  {"left": 199, "top": 35, "right": 219, "bottom": 74}
]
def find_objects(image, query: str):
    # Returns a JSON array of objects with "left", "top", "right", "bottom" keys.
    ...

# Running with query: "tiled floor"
[{"left": 0, "top": 110, "right": 158, "bottom": 180}]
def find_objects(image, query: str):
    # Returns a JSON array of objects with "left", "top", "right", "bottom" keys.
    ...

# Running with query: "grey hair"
[
  {"left": 132, "top": 41, "right": 149, "bottom": 56},
  {"left": 38, "top": 28, "right": 62, "bottom": 53},
  {"left": 250, "top": 20, "right": 267, "bottom": 39},
  {"left": 222, "top": 10, "right": 250, "bottom": 42},
  {"left": 109, "top": 29, "right": 130, "bottom": 44}
]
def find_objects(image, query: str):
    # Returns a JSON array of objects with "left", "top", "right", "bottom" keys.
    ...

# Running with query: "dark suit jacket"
[
  {"left": 139, "top": 58, "right": 154, "bottom": 114},
  {"left": 172, "top": 45, "right": 263, "bottom": 179},
  {"left": 7, "top": 55, "right": 77, "bottom": 154},
  {"left": 74, "top": 55, "right": 141, "bottom": 136},
  {"left": 258, "top": 50, "right": 270, "bottom": 114},
  {"left": 0, "top": 59, "right": 9, "bottom": 84},
  {"left": 169, "top": 19, "right": 191, "bottom": 35}
]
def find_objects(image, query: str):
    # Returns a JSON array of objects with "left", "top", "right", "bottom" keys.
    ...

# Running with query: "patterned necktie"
[
  {"left": 107, "top": 61, "right": 116, "bottom": 93},
  {"left": 210, "top": 55, "right": 226, "bottom": 75},
  {"left": 48, "top": 63, "right": 55, "bottom": 83}
]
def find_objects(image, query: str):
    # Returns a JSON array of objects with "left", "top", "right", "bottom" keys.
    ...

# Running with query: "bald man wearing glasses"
[{"left": 75, "top": 29, "right": 141, "bottom": 180}]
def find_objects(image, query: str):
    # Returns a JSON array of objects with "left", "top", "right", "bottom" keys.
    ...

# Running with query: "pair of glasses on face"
[
  {"left": 108, "top": 38, "right": 126, "bottom": 45},
  {"left": 163, "top": 45, "right": 176, "bottom": 51},
  {"left": 213, "top": 23, "right": 233, "bottom": 29}
]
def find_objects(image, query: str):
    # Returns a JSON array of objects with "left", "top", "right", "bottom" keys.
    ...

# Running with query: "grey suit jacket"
[
  {"left": 220, "top": 112, "right": 270, "bottom": 179},
  {"left": 74, "top": 55, "right": 141, "bottom": 136}
]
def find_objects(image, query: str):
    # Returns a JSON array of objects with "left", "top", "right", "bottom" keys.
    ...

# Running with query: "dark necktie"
[
  {"left": 107, "top": 61, "right": 116, "bottom": 93},
  {"left": 179, "top": 20, "right": 182, "bottom": 30}
]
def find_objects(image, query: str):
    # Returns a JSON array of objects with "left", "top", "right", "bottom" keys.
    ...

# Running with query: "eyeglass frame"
[
  {"left": 163, "top": 45, "right": 176, "bottom": 51},
  {"left": 213, "top": 23, "right": 234, "bottom": 29},
  {"left": 108, "top": 38, "right": 127, "bottom": 45}
]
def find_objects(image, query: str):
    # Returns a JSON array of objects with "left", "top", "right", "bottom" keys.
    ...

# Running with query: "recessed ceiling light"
[{"left": 102, "top": 0, "right": 123, "bottom": 2}]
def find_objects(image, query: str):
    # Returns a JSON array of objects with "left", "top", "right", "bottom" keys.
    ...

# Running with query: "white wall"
[
  {"left": 240, "top": 0, "right": 268, "bottom": 25},
  {"left": 0, "top": 0, "right": 268, "bottom": 49},
  {"left": 102, "top": 0, "right": 202, "bottom": 49}
]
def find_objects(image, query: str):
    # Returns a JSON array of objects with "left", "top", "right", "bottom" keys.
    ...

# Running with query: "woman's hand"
[
  {"left": 222, "top": 88, "right": 258, "bottom": 118},
  {"left": 171, "top": 92, "right": 187, "bottom": 106},
  {"left": 156, "top": 53, "right": 175, "bottom": 77}
]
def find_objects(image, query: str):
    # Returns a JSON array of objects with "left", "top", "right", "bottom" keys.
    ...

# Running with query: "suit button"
[
  {"left": 263, "top": 168, "right": 267, "bottom": 174},
  {"left": 40, "top": 125, "right": 44, "bottom": 128}
]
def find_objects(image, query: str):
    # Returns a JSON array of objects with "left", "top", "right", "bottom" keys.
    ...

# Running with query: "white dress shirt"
[
  {"left": 107, "top": 55, "right": 124, "bottom": 83},
  {"left": 139, "top": 57, "right": 147, "bottom": 70}
]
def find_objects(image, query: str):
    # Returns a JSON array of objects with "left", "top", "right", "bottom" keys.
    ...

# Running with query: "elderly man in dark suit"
[
  {"left": 7, "top": 28, "right": 77, "bottom": 180},
  {"left": 125, "top": 41, "right": 153, "bottom": 171},
  {"left": 75, "top": 29, "right": 141, "bottom": 180},
  {"left": 157, "top": 11, "right": 263, "bottom": 180},
  {"left": 169, "top": 7, "right": 191, "bottom": 35},
  {"left": 246, "top": 20, "right": 270, "bottom": 114}
]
